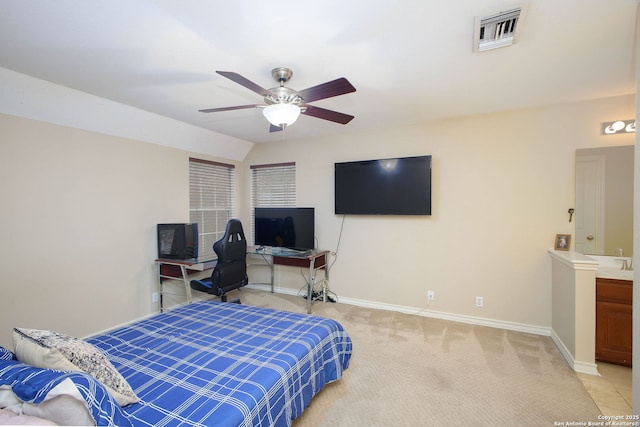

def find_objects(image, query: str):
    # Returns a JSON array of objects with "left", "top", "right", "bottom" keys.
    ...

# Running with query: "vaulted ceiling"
[{"left": 0, "top": 0, "right": 636, "bottom": 145}]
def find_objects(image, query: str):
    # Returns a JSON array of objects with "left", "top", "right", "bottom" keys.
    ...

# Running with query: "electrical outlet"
[
  {"left": 475, "top": 296, "right": 483, "bottom": 307},
  {"left": 152, "top": 292, "right": 159, "bottom": 303},
  {"left": 427, "top": 291, "right": 435, "bottom": 301}
]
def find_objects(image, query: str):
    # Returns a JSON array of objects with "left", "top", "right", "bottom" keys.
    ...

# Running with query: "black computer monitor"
[{"left": 254, "top": 208, "right": 315, "bottom": 251}]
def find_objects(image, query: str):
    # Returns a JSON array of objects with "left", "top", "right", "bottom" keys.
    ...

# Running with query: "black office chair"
[{"left": 190, "top": 219, "right": 248, "bottom": 303}]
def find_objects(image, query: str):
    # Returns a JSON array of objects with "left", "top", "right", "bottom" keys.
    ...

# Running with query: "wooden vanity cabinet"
[{"left": 595, "top": 277, "right": 632, "bottom": 367}]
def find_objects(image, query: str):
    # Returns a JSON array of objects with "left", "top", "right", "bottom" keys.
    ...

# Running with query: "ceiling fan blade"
[
  {"left": 269, "top": 124, "right": 284, "bottom": 133},
  {"left": 198, "top": 104, "right": 260, "bottom": 113},
  {"left": 297, "top": 77, "right": 356, "bottom": 103},
  {"left": 216, "top": 71, "right": 273, "bottom": 97},
  {"left": 302, "top": 105, "right": 354, "bottom": 124}
]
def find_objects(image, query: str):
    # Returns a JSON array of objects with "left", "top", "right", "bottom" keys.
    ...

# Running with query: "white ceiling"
[{"left": 0, "top": 0, "right": 637, "bottom": 145}]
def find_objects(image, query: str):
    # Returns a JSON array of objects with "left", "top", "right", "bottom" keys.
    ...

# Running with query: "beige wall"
[
  {"left": 243, "top": 95, "right": 635, "bottom": 329},
  {"left": 0, "top": 95, "right": 634, "bottom": 350},
  {"left": 0, "top": 113, "right": 240, "bottom": 349}
]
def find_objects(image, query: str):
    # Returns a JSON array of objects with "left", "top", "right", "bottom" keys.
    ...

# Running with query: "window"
[
  {"left": 189, "top": 158, "right": 235, "bottom": 259},
  {"left": 250, "top": 162, "right": 296, "bottom": 243}
]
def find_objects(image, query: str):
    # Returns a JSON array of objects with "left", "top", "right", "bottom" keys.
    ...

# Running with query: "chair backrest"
[
  {"left": 211, "top": 219, "right": 247, "bottom": 289},
  {"left": 213, "top": 219, "right": 246, "bottom": 261}
]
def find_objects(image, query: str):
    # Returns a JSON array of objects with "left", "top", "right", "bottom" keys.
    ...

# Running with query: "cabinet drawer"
[{"left": 596, "top": 278, "right": 632, "bottom": 305}]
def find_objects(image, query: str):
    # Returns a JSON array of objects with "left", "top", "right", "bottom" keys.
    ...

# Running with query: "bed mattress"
[{"left": 87, "top": 301, "right": 352, "bottom": 427}]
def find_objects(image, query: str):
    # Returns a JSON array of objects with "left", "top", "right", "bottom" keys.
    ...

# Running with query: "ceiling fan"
[{"left": 199, "top": 67, "right": 356, "bottom": 132}]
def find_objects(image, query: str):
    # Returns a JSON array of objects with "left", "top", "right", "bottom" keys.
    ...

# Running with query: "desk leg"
[
  {"left": 323, "top": 253, "right": 329, "bottom": 302},
  {"left": 180, "top": 265, "right": 192, "bottom": 304},
  {"left": 307, "top": 257, "right": 317, "bottom": 314},
  {"left": 270, "top": 259, "right": 275, "bottom": 293},
  {"left": 158, "top": 263, "right": 164, "bottom": 313},
  {"left": 256, "top": 254, "right": 275, "bottom": 293}
]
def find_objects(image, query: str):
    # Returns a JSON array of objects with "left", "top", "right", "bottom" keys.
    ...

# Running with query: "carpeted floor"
[{"left": 231, "top": 287, "right": 601, "bottom": 426}]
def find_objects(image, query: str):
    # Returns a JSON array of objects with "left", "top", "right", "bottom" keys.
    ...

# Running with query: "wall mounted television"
[
  {"left": 157, "top": 223, "right": 199, "bottom": 260},
  {"left": 254, "top": 207, "right": 315, "bottom": 251},
  {"left": 334, "top": 155, "right": 432, "bottom": 215}
]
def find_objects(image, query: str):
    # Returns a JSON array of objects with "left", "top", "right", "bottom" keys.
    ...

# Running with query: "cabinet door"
[{"left": 595, "top": 301, "right": 632, "bottom": 367}]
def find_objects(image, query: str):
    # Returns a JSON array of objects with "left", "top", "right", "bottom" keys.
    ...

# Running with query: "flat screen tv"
[
  {"left": 254, "top": 207, "right": 315, "bottom": 251},
  {"left": 157, "top": 223, "right": 199, "bottom": 260},
  {"left": 335, "top": 155, "right": 432, "bottom": 215}
]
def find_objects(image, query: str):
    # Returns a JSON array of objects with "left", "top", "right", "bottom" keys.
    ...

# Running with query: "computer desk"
[
  {"left": 156, "top": 247, "right": 330, "bottom": 314},
  {"left": 248, "top": 246, "right": 331, "bottom": 314},
  {"left": 155, "top": 257, "right": 217, "bottom": 312}
]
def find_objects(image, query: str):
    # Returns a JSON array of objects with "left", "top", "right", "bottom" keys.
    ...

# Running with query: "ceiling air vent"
[{"left": 473, "top": 5, "right": 527, "bottom": 52}]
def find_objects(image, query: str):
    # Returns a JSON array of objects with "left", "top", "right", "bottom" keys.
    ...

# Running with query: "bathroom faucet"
[{"left": 619, "top": 258, "right": 633, "bottom": 271}]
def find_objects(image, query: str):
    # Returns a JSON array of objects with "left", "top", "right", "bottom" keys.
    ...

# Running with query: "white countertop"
[
  {"left": 588, "top": 255, "right": 634, "bottom": 281},
  {"left": 595, "top": 267, "right": 633, "bottom": 281}
]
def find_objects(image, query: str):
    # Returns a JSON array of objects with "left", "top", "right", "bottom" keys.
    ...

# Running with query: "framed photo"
[{"left": 555, "top": 234, "right": 571, "bottom": 251}]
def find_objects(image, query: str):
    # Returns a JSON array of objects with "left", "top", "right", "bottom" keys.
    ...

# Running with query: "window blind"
[
  {"left": 189, "top": 158, "right": 235, "bottom": 259},
  {"left": 250, "top": 162, "right": 296, "bottom": 244}
]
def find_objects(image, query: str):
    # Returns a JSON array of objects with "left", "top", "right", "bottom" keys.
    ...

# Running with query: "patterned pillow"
[
  {"left": 12, "top": 328, "right": 138, "bottom": 406},
  {"left": 0, "top": 346, "right": 16, "bottom": 361}
]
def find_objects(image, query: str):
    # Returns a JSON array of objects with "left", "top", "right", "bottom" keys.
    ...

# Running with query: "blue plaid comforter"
[{"left": 87, "top": 301, "right": 352, "bottom": 427}]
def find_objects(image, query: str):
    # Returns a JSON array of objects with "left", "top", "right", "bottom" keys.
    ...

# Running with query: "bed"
[{"left": 0, "top": 301, "right": 352, "bottom": 426}]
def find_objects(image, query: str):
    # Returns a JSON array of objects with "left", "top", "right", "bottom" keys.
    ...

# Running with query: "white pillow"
[{"left": 12, "top": 328, "right": 138, "bottom": 406}]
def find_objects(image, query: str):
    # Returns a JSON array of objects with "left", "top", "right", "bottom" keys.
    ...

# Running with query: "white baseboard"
[
  {"left": 250, "top": 284, "right": 552, "bottom": 336},
  {"left": 337, "top": 295, "right": 553, "bottom": 336},
  {"left": 550, "top": 330, "right": 600, "bottom": 376},
  {"left": 573, "top": 361, "right": 600, "bottom": 376}
]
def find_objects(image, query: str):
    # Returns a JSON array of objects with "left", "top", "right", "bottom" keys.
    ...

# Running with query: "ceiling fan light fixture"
[{"left": 263, "top": 103, "right": 301, "bottom": 127}]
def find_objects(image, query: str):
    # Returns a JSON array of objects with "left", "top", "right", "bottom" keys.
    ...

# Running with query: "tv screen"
[
  {"left": 335, "top": 155, "right": 432, "bottom": 215},
  {"left": 157, "top": 223, "right": 198, "bottom": 260},
  {"left": 254, "top": 208, "right": 315, "bottom": 251}
]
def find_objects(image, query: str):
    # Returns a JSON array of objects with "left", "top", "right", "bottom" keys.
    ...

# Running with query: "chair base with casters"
[
  {"left": 190, "top": 275, "right": 248, "bottom": 304},
  {"left": 190, "top": 218, "right": 248, "bottom": 304}
]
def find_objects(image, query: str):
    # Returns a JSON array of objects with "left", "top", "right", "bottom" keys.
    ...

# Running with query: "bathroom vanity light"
[{"left": 602, "top": 119, "right": 636, "bottom": 135}]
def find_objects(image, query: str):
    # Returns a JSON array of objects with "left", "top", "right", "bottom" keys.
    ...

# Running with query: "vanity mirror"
[{"left": 575, "top": 145, "right": 633, "bottom": 256}]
